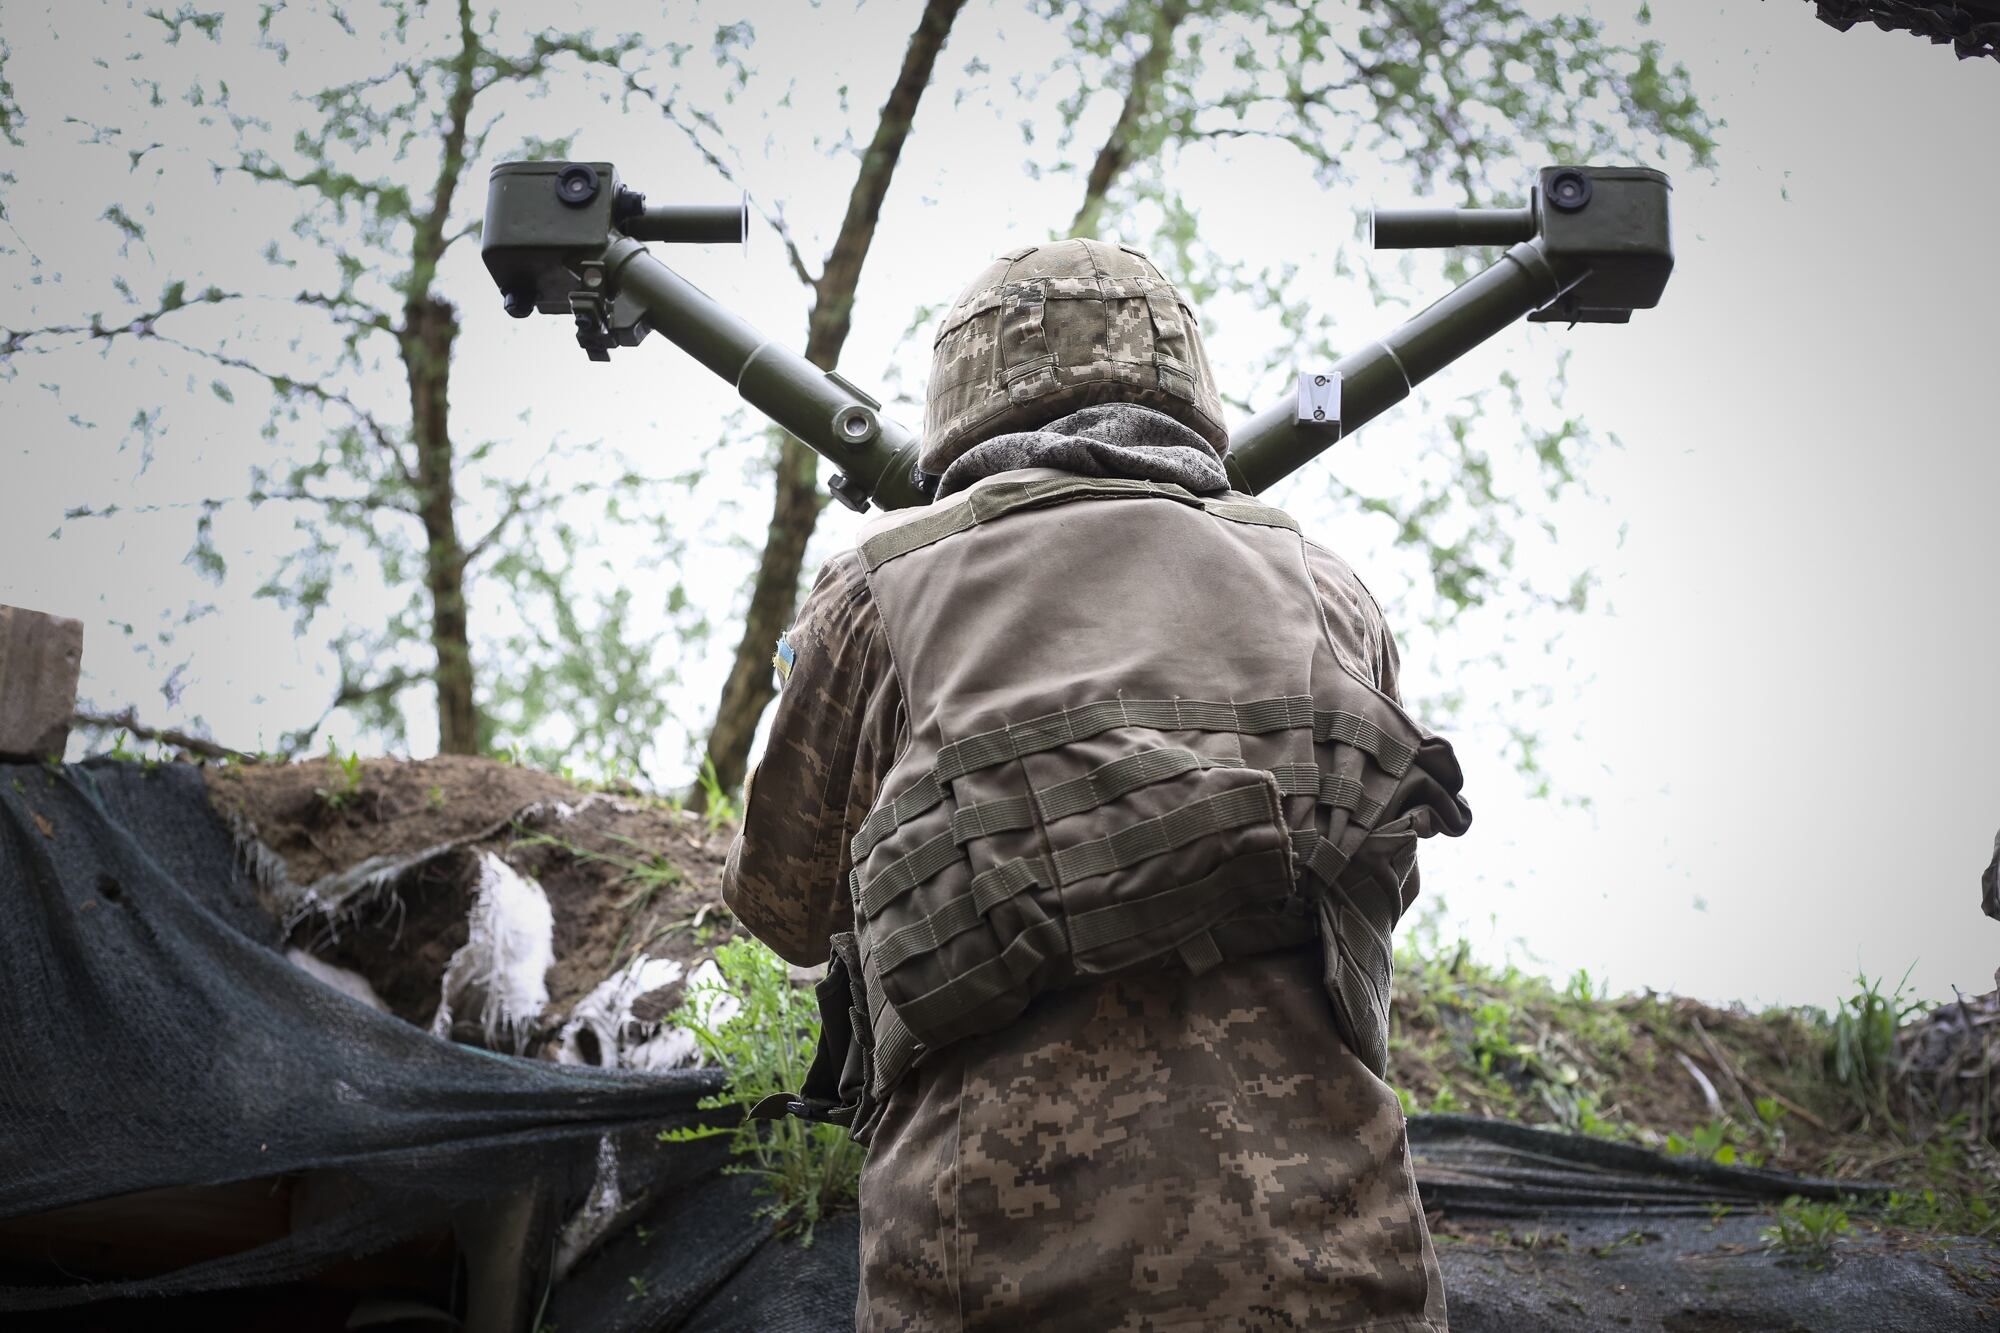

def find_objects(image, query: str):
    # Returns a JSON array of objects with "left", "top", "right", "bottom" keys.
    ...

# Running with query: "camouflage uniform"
[
  {"left": 722, "top": 238, "right": 1456, "bottom": 1330},
  {"left": 724, "top": 535, "right": 1448, "bottom": 1332}
]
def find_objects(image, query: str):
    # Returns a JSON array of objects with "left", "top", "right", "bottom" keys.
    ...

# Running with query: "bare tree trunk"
[
  {"left": 1069, "top": 0, "right": 1191, "bottom": 239},
  {"left": 403, "top": 296, "right": 479, "bottom": 755},
  {"left": 400, "top": 0, "right": 481, "bottom": 755},
  {"left": 695, "top": 0, "right": 968, "bottom": 806}
]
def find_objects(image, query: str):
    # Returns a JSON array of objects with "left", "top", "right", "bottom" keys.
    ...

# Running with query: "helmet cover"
[{"left": 921, "top": 238, "right": 1228, "bottom": 473}]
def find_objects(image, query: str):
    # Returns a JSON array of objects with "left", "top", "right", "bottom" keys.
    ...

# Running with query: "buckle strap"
[{"left": 1316, "top": 709, "right": 1415, "bottom": 775}]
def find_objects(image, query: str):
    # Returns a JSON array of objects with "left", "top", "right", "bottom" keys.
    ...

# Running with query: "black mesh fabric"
[
  {"left": 0, "top": 761, "right": 737, "bottom": 1314},
  {"left": 5, "top": 759, "right": 1920, "bottom": 1327}
]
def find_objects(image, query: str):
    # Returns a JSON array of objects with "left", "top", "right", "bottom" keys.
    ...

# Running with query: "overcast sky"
[{"left": 3, "top": 1, "right": 1994, "bottom": 1010}]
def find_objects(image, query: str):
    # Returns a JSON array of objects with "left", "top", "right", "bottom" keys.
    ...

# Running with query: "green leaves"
[{"left": 659, "top": 938, "right": 862, "bottom": 1245}]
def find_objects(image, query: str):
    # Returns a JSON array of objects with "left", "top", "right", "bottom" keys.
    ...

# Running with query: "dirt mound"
[
  {"left": 1386, "top": 936, "right": 1999, "bottom": 1237},
  {"left": 206, "top": 755, "right": 742, "bottom": 1048},
  {"left": 207, "top": 753, "right": 578, "bottom": 893}
]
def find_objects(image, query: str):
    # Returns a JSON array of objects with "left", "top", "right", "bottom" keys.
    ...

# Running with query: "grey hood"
[{"left": 935, "top": 402, "right": 1230, "bottom": 498}]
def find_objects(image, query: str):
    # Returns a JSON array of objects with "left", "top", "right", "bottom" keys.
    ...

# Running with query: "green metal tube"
[
  {"left": 1226, "top": 240, "right": 1578, "bottom": 495},
  {"left": 601, "top": 239, "right": 929, "bottom": 510},
  {"left": 1371, "top": 206, "right": 1535, "bottom": 249},
  {"left": 620, "top": 204, "right": 747, "bottom": 246}
]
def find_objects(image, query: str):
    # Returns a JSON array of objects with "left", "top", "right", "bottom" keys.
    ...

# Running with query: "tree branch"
[
  {"left": 464, "top": 485, "right": 533, "bottom": 564},
  {"left": 406, "top": 0, "right": 480, "bottom": 301},
  {"left": 763, "top": 197, "right": 818, "bottom": 289},
  {"left": 0, "top": 284, "right": 239, "bottom": 358},
  {"left": 697, "top": 0, "right": 968, "bottom": 807},
  {"left": 4, "top": 283, "right": 414, "bottom": 485},
  {"left": 1068, "top": 0, "right": 1191, "bottom": 239},
  {"left": 72, "top": 707, "right": 258, "bottom": 762},
  {"left": 277, "top": 666, "right": 434, "bottom": 757},
  {"left": 148, "top": 331, "right": 417, "bottom": 486},
  {"left": 805, "top": 0, "right": 967, "bottom": 361},
  {"left": 629, "top": 78, "right": 821, "bottom": 289}
]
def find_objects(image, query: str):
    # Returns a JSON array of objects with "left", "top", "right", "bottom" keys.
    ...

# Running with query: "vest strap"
[
  {"left": 1176, "top": 930, "right": 1223, "bottom": 975},
  {"left": 1316, "top": 709, "right": 1416, "bottom": 775},
  {"left": 1271, "top": 763, "right": 1387, "bottom": 823},
  {"left": 859, "top": 474, "right": 1208, "bottom": 571},
  {"left": 867, "top": 783, "right": 1285, "bottom": 1004}
]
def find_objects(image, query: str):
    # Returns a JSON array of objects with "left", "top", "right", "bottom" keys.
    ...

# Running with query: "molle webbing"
[
  {"left": 858, "top": 474, "right": 1299, "bottom": 573},
  {"left": 949, "top": 746, "right": 1244, "bottom": 846},
  {"left": 849, "top": 696, "right": 1412, "bottom": 864},
  {"left": 896, "top": 851, "right": 1290, "bottom": 1037},
  {"left": 864, "top": 783, "right": 1284, "bottom": 971}
]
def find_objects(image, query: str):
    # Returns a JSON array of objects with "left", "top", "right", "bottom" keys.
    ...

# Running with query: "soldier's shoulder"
[
  {"left": 1298, "top": 534, "right": 1384, "bottom": 611},
  {"left": 778, "top": 549, "right": 880, "bottom": 677},
  {"left": 1296, "top": 532, "right": 1398, "bottom": 689},
  {"left": 802, "top": 546, "right": 874, "bottom": 612}
]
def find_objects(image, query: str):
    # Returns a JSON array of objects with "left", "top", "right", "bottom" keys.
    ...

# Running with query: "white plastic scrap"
[
  {"left": 553, "top": 955, "right": 740, "bottom": 1071},
  {"left": 285, "top": 947, "right": 391, "bottom": 1014},
  {"left": 553, "top": 1135, "right": 625, "bottom": 1281},
  {"left": 430, "top": 852, "right": 555, "bottom": 1054}
]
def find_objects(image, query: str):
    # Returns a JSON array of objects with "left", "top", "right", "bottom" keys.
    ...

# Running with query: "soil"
[
  {"left": 206, "top": 754, "right": 578, "bottom": 891},
  {"left": 205, "top": 755, "right": 743, "bottom": 1051}
]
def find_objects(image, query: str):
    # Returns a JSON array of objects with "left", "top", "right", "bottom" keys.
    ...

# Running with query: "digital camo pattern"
[
  {"left": 857, "top": 949, "right": 1446, "bottom": 1332},
  {"left": 921, "top": 239, "right": 1230, "bottom": 472},
  {"left": 721, "top": 550, "right": 901, "bottom": 966}
]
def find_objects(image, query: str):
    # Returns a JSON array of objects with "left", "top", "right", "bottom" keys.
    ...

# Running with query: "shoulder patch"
[{"left": 772, "top": 634, "right": 798, "bottom": 686}]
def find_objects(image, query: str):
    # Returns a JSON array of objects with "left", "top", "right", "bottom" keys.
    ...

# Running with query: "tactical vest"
[{"left": 754, "top": 472, "right": 1469, "bottom": 1140}]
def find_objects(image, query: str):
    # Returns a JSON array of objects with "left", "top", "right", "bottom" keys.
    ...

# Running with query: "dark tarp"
[{"left": 0, "top": 761, "right": 851, "bottom": 1326}]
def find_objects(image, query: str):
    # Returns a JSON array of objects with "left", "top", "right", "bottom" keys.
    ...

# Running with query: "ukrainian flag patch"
[{"left": 772, "top": 634, "right": 797, "bottom": 686}]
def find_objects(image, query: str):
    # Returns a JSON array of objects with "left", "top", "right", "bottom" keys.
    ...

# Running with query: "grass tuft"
[{"left": 659, "top": 938, "right": 861, "bottom": 1245}]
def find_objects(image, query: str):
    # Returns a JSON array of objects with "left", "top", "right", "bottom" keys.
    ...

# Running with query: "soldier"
[{"left": 722, "top": 238, "right": 1471, "bottom": 1331}]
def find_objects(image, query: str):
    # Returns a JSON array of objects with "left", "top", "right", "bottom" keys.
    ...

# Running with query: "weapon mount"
[{"left": 481, "top": 162, "right": 1673, "bottom": 510}]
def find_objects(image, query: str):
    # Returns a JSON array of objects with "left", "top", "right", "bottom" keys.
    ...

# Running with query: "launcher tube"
[
  {"left": 1225, "top": 240, "right": 1580, "bottom": 495},
  {"left": 602, "top": 238, "right": 928, "bottom": 510}
]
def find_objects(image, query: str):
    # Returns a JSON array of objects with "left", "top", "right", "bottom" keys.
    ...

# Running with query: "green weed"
[
  {"left": 1827, "top": 969, "right": 1920, "bottom": 1126},
  {"left": 1664, "top": 1117, "right": 1763, "bottom": 1167},
  {"left": 695, "top": 758, "right": 740, "bottom": 834},
  {"left": 1760, "top": 1196, "right": 1850, "bottom": 1267},
  {"left": 659, "top": 938, "right": 861, "bottom": 1245},
  {"left": 515, "top": 830, "right": 685, "bottom": 913},
  {"left": 314, "top": 741, "right": 364, "bottom": 810}
]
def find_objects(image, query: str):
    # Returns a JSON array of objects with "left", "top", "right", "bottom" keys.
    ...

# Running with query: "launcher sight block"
[
  {"left": 481, "top": 160, "right": 927, "bottom": 511},
  {"left": 1224, "top": 165, "right": 1673, "bottom": 493}
]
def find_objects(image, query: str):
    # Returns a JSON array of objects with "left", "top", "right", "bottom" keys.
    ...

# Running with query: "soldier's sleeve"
[
  {"left": 720, "top": 550, "right": 903, "bottom": 967},
  {"left": 1301, "top": 536, "right": 1437, "bottom": 912}
]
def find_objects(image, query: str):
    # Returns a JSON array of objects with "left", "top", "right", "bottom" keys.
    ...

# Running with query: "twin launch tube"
[{"left": 598, "top": 225, "right": 1583, "bottom": 509}]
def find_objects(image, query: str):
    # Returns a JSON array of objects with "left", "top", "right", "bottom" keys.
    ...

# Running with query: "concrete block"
[{"left": 0, "top": 605, "right": 84, "bottom": 762}]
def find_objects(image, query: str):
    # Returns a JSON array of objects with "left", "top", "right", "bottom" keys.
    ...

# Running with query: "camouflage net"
[{"left": 1812, "top": 0, "right": 2000, "bottom": 62}]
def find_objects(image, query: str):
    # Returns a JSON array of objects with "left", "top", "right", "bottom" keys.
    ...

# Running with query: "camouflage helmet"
[{"left": 921, "top": 238, "right": 1229, "bottom": 473}]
